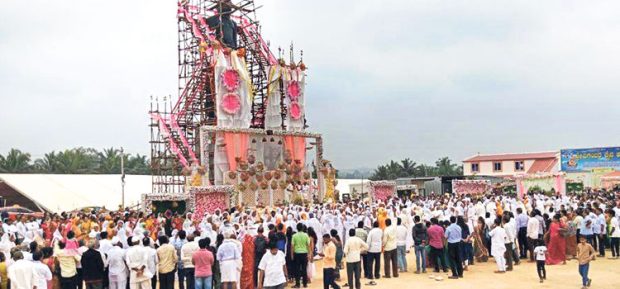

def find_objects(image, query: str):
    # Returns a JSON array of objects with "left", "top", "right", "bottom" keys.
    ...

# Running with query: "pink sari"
[{"left": 546, "top": 221, "right": 566, "bottom": 265}]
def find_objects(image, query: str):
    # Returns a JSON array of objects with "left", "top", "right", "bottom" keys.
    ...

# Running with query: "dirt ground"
[{"left": 304, "top": 253, "right": 620, "bottom": 289}]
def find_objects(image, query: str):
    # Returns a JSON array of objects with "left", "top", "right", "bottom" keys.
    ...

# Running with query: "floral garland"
[
  {"left": 514, "top": 172, "right": 565, "bottom": 180},
  {"left": 200, "top": 125, "right": 322, "bottom": 138},
  {"left": 287, "top": 80, "right": 301, "bottom": 101},
  {"left": 221, "top": 93, "right": 242, "bottom": 114},
  {"left": 451, "top": 180, "right": 491, "bottom": 195},
  {"left": 189, "top": 186, "right": 235, "bottom": 218},
  {"left": 142, "top": 185, "right": 235, "bottom": 215},
  {"left": 221, "top": 68, "right": 241, "bottom": 91},
  {"left": 369, "top": 181, "right": 396, "bottom": 202},
  {"left": 142, "top": 193, "right": 191, "bottom": 215}
]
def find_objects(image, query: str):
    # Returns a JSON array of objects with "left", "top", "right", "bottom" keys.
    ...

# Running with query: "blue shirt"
[
  {"left": 174, "top": 238, "right": 187, "bottom": 269},
  {"left": 516, "top": 214, "right": 529, "bottom": 229},
  {"left": 445, "top": 224, "right": 462, "bottom": 244}
]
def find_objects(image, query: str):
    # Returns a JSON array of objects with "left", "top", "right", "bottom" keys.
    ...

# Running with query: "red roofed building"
[{"left": 463, "top": 151, "right": 559, "bottom": 177}]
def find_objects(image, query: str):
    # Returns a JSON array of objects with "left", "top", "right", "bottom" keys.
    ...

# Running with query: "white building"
[{"left": 463, "top": 151, "right": 559, "bottom": 177}]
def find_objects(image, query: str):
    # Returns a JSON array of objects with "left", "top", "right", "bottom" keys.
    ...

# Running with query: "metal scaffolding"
[{"left": 149, "top": 0, "right": 277, "bottom": 194}]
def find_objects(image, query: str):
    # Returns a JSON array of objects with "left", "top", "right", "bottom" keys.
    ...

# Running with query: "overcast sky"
[{"left": 2, "top": 0, "right": 620, "bottom": 169}]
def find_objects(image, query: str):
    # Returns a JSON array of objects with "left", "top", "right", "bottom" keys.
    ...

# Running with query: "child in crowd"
[
  {"left": 576, "top": 235, "right": 595, "bottom": 289},
  {"left": 533, "top": 240, "right": 547, "bottom": 283}
]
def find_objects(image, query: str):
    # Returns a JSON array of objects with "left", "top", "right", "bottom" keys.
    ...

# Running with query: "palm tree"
[
  {"left": 400, "top": 158, "right": 418, "bottom": 177},
  {"left": 126, "top": 154, "right": 150, "bottom": 174},
  {"left": 370, "top": 165, "right": 390, "bottom": 180},
  {"left": 55, "top": 148, "right": 99, "bottom": 174},
  {"left": 34, "top": 151, "right": 62, "bottom": 173},
  {"left": 0, "top": 149, "right": 32, "bottom": 173},
  {"left": 417, "top": 164, "right": 437, "bottom": 177},
  {"left": 98, "top": 147, "right": 121, "bottom": 174},
  {"left": 386, "top": 160, "right": 402, "bottom": 179},
  {"left": 435, "top": 157, "right": 461, "bottom": 176}
]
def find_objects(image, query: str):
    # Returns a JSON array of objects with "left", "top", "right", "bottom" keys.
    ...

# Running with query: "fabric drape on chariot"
[
  {"left": 283, "top": 67, "right": 306, "bottom": 131},
  {"left": 265, "top": 65, "right": 283, "bottom": 130},
  {"left": 215, "top": 49, "right": 253, "bottom": 128},
  {"left": 284, "top": 136, "right": 306, "bottom": 167},
  {"left": 223, "top": 132, "right": 249, "bottom": 171}
]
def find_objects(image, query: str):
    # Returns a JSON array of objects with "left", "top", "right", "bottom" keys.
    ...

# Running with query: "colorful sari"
[
  {"left": 546, "top": 221, "right": 566, "bottom": 265},
  {"left": 473, "top": 224, "right": 489, "bottom": 262},
  {"left": 565, "top": 218, "right": 577, "bottom": 258},
  {"left": 240, "top": 236, "right": 255, "bottom": 289}
]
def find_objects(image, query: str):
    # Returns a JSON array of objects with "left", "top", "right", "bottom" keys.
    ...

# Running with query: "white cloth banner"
[{"left": 215, "top": 49, "right": 253, "bottom": 129}]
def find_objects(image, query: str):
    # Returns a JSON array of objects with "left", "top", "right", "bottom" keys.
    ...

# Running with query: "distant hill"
[{"left": 338, "top": 167, "right": 374, "bottom": 179}]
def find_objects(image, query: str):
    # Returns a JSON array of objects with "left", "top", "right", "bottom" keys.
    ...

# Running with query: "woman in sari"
[
  {"left": 546, "top": 214, "right": 567, "bottom": 265},
  {"left": 240, "top": 233, "right": 255, "bottom": 289},
  {"left": 564, "top": 211, "right": 578, "bottom": 259},
  {"left": 473, "top": 217, "right": 489, "bottom": 262}
]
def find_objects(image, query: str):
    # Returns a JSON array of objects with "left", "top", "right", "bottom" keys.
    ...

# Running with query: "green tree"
[
  {"left": 125, "top": 154, "right": 150, "bottom": 174},
  {"left": 34, "top": 151, "right": 62, "bottom": 173},
  {"left": 98, "top": 147, "right": 121, "bottom": 174},
  {"left": 0, "top": 149, "right": 32, "bottom": 173},
  {"left": 369, "top": 156, "right": 462, "bottom": 180},
  {"left": 55, "top": 147, "right": 100, "bottom": 174},
  {"left": 399, "top": 158, "right": 418, "bottom": 177},
  {"left": 435, "top": 157, "right": 462, "bottom": 176}
]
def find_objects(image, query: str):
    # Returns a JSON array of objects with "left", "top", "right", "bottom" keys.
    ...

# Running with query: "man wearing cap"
[
  {"left": 108, "top": 237, "right": 128, "bottom": 289},
  {"left": 126, "top": 237, "right": 152, "bottom": 289}
]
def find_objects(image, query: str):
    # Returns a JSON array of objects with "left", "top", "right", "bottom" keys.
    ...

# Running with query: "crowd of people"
[{"left": 0, "top": 190, "right": 619, "bottom": 289}]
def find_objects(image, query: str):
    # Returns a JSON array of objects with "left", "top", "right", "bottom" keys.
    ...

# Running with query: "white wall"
[{"left": 464, "top": 159, "right": 536, "bottom": 176}]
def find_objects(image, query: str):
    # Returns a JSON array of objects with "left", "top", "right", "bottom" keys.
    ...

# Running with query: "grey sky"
[{"left": 1, "top": 0, "right": 620, "bottom": 169}]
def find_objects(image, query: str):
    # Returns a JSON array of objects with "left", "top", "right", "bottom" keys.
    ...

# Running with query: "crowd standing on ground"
[{"left": 1, "top": 189, "right": 619, "bottom": 289}]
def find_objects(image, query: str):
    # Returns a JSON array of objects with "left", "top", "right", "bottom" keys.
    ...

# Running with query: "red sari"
[
  {"left": 240, "top": 235, "right": 255, "bottom": 289},
  {"left": 546, "top": 221, "right": 566, "bottom": 265}
]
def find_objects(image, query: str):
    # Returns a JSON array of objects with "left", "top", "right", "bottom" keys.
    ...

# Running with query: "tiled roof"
[
  {"left": 527, "top": 158, "right": 558, "bottom": 174},
  {"left": 464, "top": 152, "right": 557, "bottom": 162}
]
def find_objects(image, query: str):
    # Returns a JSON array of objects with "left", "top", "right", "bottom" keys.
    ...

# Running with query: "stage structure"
[{"left": 146, "top": 0, "right": 330, "bottom": 215}]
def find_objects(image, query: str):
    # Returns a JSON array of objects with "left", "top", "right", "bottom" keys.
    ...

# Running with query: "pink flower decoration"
[
  {"left": 221, "top": 93, "right": 241, "bottom": 114},
  {"left": 290, "top": 102, "right": 302, "bottom": 120},
  {"left": 373, "top": 186, "right": 393, "bottom": 202},
  {"left": 287, "top": 81, "right": 301, "bottom": 101},
  {"left": 194, "top": 192, "right": 228, "bottom": 216},
  {"left": 221, "top": 69, "right": 240, "bottom": 91}
]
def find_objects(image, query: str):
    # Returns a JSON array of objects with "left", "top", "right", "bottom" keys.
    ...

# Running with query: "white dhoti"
[{"left": 220, "top": 259, "right": 240, "bottom": 283}]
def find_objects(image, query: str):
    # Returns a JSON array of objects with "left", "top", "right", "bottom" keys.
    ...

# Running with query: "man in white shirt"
[
  {"left": 526, "top": 211, "right": 540, "bottom": 262},
  {"left": 108, "top": 238, "right": 129, "bottom": 289},
  {"left": 395, "top": 218, "right": 408, "bottom": 273},
  {"left": 142, "top": 237, "right": 159, "bottom": 289},
  {"left": 7, "top": 251, "right": 37, "bottom": 289},
  {"left": 125, "top": 237, "right": 152, "bottom": 289},
  {"left": 595, "top": 208, "right": 607, "bottom": 257},
  {"left": 608, "top": 210, "right": 620, "bottom": 259},
  {"left": 343, "top": 228, "right": 369, "bottom": 289},
  {"left": 258, "top": 243, "right": 287, "bottom": 289},
  {"left": 502, "top": 215, "right": 516, "bottom": 270},
  {"left": 366, "top": 221, "right": 382, "bottom": 282},
  {"left": 489, "top": 219, "right": 507, "bottom": 273},
  {"left": 99, "top": 232, "right": 113, "bottom": 255},
  {"left": 382, "top": 219, "right": 398, "bottom": 278},
  {"left": 33, "top": 251, "right": 52, "bottom": 289},
  {"left": 181, "top": 235, "right": 200, "bottom": 289}
]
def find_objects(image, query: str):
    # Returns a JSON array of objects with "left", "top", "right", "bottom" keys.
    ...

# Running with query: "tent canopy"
[{"left": 0, "top": 174, "right": 150, "bottom": 213}]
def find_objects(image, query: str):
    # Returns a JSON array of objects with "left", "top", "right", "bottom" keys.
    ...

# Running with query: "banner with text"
[{"left": 561, "top": 147, "right": 620, "bottom": 172}]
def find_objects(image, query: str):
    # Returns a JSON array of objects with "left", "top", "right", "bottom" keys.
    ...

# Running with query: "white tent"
[
  {"left": 336, "top": 179, "right": 370, "bottom": 196},
  {"left": 0, "top": 174, "right": 150, "bottom": 212}
]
